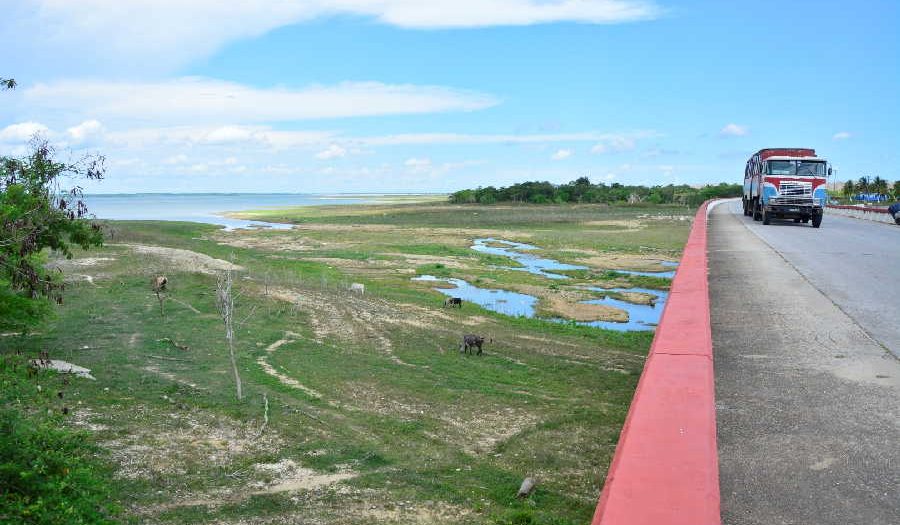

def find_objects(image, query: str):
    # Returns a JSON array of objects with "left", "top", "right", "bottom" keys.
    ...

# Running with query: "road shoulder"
[{"left": 708, "top": 204, "right": 899, "bottom": 525}]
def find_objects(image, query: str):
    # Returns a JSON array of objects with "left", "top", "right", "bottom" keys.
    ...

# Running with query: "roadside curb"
[
  {"left": 592, "top": 200, "right": 720, "bottom": 525},
  {"left": 826, "top": 204, "right": 895, "bottom": 225}
]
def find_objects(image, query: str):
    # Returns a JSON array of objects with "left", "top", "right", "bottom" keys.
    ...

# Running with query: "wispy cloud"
[
  {"left": 719, "top": 123, "right": 748, "bottom": 137},
  {"left": 551, "top": 149, "right": 573, "bottom": 160},
  {"left": 20, "top": 78, "right": 499, "bottom": 125},
  {"left": 361, "top": 131, "right": 656, "bottom": 146},
  {"left": 12, "top": 1, "right": 662, "bottom": 73},
  {"left": 315, "top": 144, "right": 347, "bottom": 160},
  {"left": 832, "top": 131, "right": 851, "bottom": 141},
  {"left": 590, "top": 136, "right": 635, "bottom": 154}
]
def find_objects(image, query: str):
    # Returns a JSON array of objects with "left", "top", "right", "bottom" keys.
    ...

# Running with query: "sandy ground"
[{"left": 114, "top": 244, "right": 244, "bottom": 274}]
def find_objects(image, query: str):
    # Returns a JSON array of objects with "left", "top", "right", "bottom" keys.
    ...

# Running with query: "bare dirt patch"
[
  {"left": 581, "top": 219, "right": 644, "bottom": 229},
  {"left": 249, "top": 458, "right": 356, "bottom": 495},
  {"left": 442, "top": 408, "right": 539, "bottom": 455},
  {"left": 212, "top": 231, "right": 324, "bottom": 253},
  {"left": 577, "top": 254, "right": 676, "bottom": 273},
  {"left": 615, "top": 291, "right": 658, "bottom": 306},
  {"left": 115, "top": 244, "right": 243, "bottom": 274},
  {"left": 268, "top": 287, "right": 422, "bottom": 368},
  {"left": 103, "top": 409, "right": 282, "bottom": 481},
  {"left": 539, "top": 295, "right": 628, "bottom": 323}
]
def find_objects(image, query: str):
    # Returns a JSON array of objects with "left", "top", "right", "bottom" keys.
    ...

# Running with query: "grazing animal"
[
  {"left": 443, "top": 297, "right": 463, "bottom": 308},
  {"left": 152, "top": 276, "right": 168, "bottom": 293},
  {"left": 460, "top": 334, "right": 490, "bottom": 355},
  {"left": 349, "top": 283, "right": 365, "bottom": 295}
]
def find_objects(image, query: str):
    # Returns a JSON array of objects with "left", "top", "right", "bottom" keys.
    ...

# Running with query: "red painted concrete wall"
[{"left": 592, "top": 201, "right": 720, "bottom": 525}]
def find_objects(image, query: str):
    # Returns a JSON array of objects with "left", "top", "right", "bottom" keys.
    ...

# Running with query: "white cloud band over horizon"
[{"left": 9, "top": 0, "right": 662, "bottom": 74}]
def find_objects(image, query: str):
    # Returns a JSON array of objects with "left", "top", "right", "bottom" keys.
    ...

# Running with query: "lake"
[{"left": 83, "top": 193, "right": 403, "bottom": 230}]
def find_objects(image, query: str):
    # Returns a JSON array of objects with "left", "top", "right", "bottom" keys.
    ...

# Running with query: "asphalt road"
[
  {"left": 727, "top": 200, "right": 900, "bottom": 358},
  {"left": 708, "top": 202, "right": 900, "bottom": 525}
]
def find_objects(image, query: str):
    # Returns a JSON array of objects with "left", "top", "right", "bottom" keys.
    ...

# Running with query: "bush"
[{"left": 0, "top": 356, "right": 119, "bottom": 524}]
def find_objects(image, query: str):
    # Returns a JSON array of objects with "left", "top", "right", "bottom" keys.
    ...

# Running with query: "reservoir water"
[{"left": 83, "top": 193, "right": 392, "bottom": 230}]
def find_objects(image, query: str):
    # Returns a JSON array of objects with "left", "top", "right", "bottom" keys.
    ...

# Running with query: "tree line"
[
  {"left": 448, "top": 177, "right": 742, "bottom": 207},
  {"left": 841, "top": 176, "right": 900, "bottom": 198}
]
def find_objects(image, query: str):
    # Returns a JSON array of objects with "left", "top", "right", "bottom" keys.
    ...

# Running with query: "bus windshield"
[{"left": 767, "top": 160, "right": 826, "bottom": 176}]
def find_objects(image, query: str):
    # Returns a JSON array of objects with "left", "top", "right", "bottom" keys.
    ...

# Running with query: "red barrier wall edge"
[
  {"left": 591, "top": 200, "right": 720, "bottom": 525},
  {"left": 826, "top": 204, "right": 890, "bottom": 214}
]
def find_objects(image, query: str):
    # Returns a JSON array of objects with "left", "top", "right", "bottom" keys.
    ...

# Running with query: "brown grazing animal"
[
  {"left": 152, "top": 276, "right": 168, "bottom": 293},
  {"left": 443, "top": 297, "right": 463, "bottom": 308}
]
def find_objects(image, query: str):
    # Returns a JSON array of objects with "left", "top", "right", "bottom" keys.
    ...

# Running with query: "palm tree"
[
  {"left": 871, "top": 176, "right": 888, "bottom": 195},
  {"left": 843, "top": 180, "right": 856, "bottom": 198},
  {"left": 893, "top": 180, "right": 900, "bottom": 198},
  {"left": 857, "top": 176, "right": 871, "bottom": 194}
]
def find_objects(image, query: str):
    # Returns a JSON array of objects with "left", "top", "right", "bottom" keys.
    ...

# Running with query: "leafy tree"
[
  {"left": 893, "top": 180, "right": 900, "bottom": 197},
  {"left": 870, "top": 176, "right": 888, "bottom": 195},
  {"left": 0, "top": 141, "right": 105, "bottom": 330},
  {"left": 449, "top": 177, "right": 742, "bottom": 206},
  {"left": 843, "top": 180, "right": 856, "bottom": 198}
]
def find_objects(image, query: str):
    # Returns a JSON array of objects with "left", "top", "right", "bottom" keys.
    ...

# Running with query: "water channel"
[{"left": 414, "top": 238, "right": 676, "bottom": 331}]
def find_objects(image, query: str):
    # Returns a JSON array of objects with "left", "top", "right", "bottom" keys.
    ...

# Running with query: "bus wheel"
[
  {"left": 762, "top": 207, "right": 771, "bottom": 225},
  {"left": 812, "top": 215, "right": 822, "bottom": 228},
  {"left": 753, "top": 201, "right": 762, "bottom": 221}
]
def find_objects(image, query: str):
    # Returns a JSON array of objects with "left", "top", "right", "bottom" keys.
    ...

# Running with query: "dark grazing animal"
[
  {"left": 460, "top": 334, "right": 490, "bottom": 355},
  {"left": 443, "top": 297, "right": 463, "bottom": 308}
]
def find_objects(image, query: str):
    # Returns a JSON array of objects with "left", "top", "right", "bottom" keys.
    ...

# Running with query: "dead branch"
[{"left": 216, "top": 268, "right": 243, "bottom": 400}]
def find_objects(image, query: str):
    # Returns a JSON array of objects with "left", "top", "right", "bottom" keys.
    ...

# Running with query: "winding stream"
[
  {"left": 470, "top": 237, "right": 677, "bottom": 279},
  {"left": 414, "top": 238, "right": 677, "bottom": 331}
]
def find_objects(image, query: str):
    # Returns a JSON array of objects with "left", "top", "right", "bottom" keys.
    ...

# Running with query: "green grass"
[{"left": 0, "top": 201, "right": 692, "bottom": 524}]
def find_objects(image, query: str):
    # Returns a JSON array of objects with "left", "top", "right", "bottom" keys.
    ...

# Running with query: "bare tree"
[
  {"left": 216, "top": 269, "right": 242, "bottom": 400},
  {"left": 152, "top": 276, "right": 167, "bottom": 316}
]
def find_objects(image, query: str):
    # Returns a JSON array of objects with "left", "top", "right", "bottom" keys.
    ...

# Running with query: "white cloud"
[
  {"left": 362, "top": 131, "right": 654, "bottom": 146},
  {"left": 66, "top": 119, "right": 105, "bottom": 144},
  {"left": 551, "top": 149, "right": 573, "bottom": 160},
  {"left": 0, "top": 121, "right": 49, "bottom": 143},
  {"left": 15, "top": 1, "right": 661, "bottom": 72},
  {"left": 315, "top": 144, "right": 347, "bottom": 160},
  {"left": 590, "top": 136, "right": 635, "bottom": 154},
  {"left": 22, "top": 78, "right": 499, "bottom": 125},
  {"left": 105, "top": 126, "right": 336, "bottom": 149},
  {"left": 404, "top": 157, "right": 433, "bottom": 171},
  {"left": 719, "top": 123, "right": 748, "bottom": 137},
  {"left": 832, "top": 131, "right": 851, "bottom": 141}
]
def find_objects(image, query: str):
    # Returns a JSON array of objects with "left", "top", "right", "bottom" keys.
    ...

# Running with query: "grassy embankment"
[{"left": 1, "top": 202, "right": 692, "bottom": 525}]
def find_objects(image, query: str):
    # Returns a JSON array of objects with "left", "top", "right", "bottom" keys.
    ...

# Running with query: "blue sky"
[{"left": 1, "top": 0, "right": 897, "bottom": 193}]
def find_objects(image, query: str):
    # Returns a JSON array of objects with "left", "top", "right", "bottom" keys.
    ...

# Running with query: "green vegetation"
[
  {"left": 0, "top": 142, "right": 105, "bottom": 332},
  {"left": 448, "top": 176, "right": 741, "bottom": 207},
  {"left": 1, "top": 201, "right": 692, "bottom": 524},
  {"left": 840, "top": 176, "right": 900, "bottom": 200},
  {"left": 0, "top": 354, "right": 119, "bottom": 524}
]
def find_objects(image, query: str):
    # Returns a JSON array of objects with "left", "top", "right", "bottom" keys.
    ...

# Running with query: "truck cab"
[{"left": 742, "top": 148, "right": 828, "bottom": 228}]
